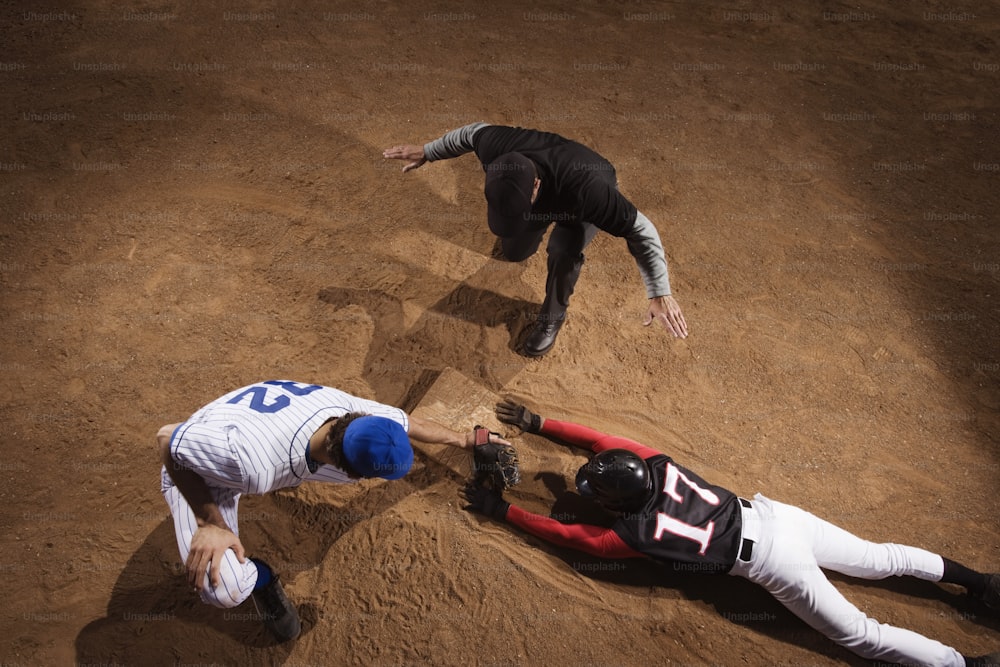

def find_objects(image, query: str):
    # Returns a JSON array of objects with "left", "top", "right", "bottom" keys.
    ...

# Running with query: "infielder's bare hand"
[
  {"left": 187, "top": 523, "right": 246, "bottom": 591},
  {"left": 382, "top": 144, "right": 427, "bottom": 172},
  {"left": 644, "top": 295, "right": 689, "bottom": 338}
]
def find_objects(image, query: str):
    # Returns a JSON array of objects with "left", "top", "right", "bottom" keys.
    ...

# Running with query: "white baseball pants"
[
  {"left": 728, "top": 493, "right": 965, "bottom": 667},
  {"left": 163, "top": 484, "right": 259, "bottom": 608}
]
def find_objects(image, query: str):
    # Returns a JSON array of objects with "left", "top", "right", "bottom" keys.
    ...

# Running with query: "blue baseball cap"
[{"left": 342, "top": 416, "right": 413, "bottom": 480}]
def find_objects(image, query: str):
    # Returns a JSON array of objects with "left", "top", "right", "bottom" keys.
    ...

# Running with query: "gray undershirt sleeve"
[
  {"left": 423, "top": 122, "right": 489, "bottom": 161},
  {"left": 625, "top": 210, "right": 672, "bottom": 298}
]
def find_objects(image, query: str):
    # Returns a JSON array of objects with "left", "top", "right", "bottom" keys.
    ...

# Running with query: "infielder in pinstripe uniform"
[{"left": 157, "top": 379, "right": 507, "bottom": 642}]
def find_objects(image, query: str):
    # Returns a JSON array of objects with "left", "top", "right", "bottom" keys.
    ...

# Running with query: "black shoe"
[
  {"left": 966, "top": 653, "right": 1000, "bottom": 667},
  {"left": 251, "top": 575, "right": 301, "bottom": 642},
  {"left": 523, "top": 317, "right": 564, "bottom": 357},
  {"left": 978, "top": 573, "right": 1000, "bottom": 612}
]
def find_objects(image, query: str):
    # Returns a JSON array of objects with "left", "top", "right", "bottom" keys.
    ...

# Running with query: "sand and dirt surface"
[{"left": 1, "top": 1, "right": 998, "bottom": 665}]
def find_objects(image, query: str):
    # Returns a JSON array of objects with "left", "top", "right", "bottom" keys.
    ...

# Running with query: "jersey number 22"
[{"left": 226, "top": 380, "right": 323, "bottom": 413}]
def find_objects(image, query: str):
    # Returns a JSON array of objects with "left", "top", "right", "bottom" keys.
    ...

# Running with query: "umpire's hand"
[
  {"left": 382, "top": 144, "right": 427, "bottom": 172},
  {"left": 644, "top": 295, "right": 689, "bottom": 338}
]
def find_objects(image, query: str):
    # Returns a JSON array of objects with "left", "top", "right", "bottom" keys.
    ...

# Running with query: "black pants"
[{"left": 499, "top": 220, "right": 600, "bottom": 321}]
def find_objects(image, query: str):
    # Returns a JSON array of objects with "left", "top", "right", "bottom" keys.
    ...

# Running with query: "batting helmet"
[{"left": 575, "top": 449, "right": 652, "bottom": 512}]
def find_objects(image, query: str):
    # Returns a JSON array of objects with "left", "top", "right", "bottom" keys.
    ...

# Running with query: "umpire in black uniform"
[{"left": 384, "top": 122, "right": 687, "bottom": 356}]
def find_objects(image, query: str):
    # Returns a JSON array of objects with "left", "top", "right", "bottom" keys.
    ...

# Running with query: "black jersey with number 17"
[{"left": 611, "top": 454, "right": 744, "bottom": 574}]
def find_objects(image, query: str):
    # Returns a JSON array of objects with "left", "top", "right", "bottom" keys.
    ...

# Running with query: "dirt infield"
[{"left": 1, "top": 1, "right": 998, "bottom": 665}]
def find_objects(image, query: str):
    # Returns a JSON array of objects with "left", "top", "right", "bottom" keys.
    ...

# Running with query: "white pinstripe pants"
[
  {"left": 163, "top": 484, "right": 259, "bottom": 608},
  {"left": 728, "top": 494, "right": 965, "bottom": 667}
]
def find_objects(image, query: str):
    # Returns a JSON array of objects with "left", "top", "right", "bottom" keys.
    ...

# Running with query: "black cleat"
[
  {"left": 251, "top": 575, "right": 301, "bottom": 642},
  {"left": 978, "top": 573, "right": 1000, "bottom": 613},
  {"left": 523, "top": 317, "right": 564, "bottom": 357},
  {"left": 966, "top": 653, "right": 1000, "bottom": 667}
]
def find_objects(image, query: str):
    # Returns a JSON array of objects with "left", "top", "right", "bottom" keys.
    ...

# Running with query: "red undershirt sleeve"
[
  {"left": 505, "top": 505, "right": 644, "bottom": 559},
  {"left": 541, "top": 419, "right": 663, "bottom": 460}
]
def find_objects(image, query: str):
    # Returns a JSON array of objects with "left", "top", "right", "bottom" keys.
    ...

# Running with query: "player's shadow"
[
  {"left": 318, "top": 279, "right": 539, "bottom": 399},
  {"left": 428, "top": 281, "right": 538, "bottom": 344},
  {"left": 74, "top": 458, "right": 454, "bottom": 666},
  {"left": 830, "top": 570, "right": 1000, "bottom": 633}
]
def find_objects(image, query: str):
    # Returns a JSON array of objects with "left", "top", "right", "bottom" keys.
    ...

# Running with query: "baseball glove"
[{"left": 471, "top": 425, "right": 521, "bottom": 491}]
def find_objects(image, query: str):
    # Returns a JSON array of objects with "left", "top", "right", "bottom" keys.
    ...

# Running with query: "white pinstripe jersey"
[{"left": 160, "top": 380, "right": 409, "bottom": 495}]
